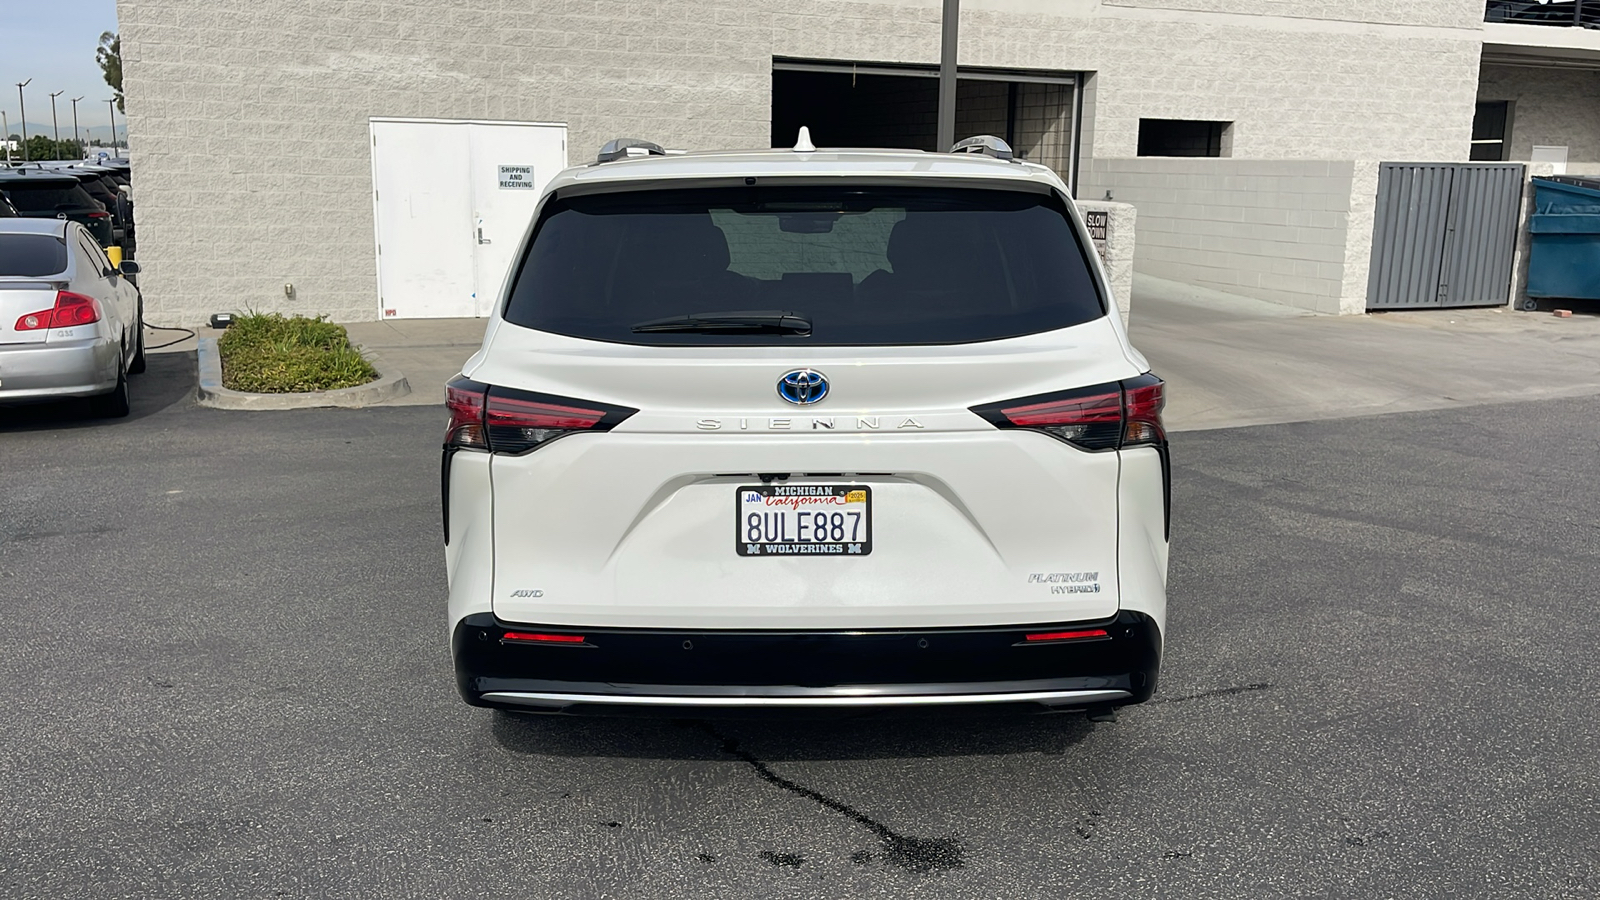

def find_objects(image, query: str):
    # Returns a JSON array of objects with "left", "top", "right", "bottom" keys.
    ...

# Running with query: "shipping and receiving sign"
[{"left": 498, "top": 165, "right": 535, "bottom": 189}]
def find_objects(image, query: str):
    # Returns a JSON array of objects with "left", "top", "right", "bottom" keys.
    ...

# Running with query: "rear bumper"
[
  {"left": 0, "top": 338, "right": 118, "bottom": 401},
  {"left": 452, "top": 610, "right": 1160, "bottom": 713}
]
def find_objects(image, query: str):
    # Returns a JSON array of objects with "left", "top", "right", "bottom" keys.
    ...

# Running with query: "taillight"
[
  {"left": 970, "top": 374, "right": 1166, "bottom": 451},
  {"left": 1121, "top": 374, "right": 1166, "bottom": 447},
  {"left": 14, "top": 291, "right": 103, "bottom": 331},
  {"left": 486, "top": 393, "right": 607, "bottom": 454},
  {"left": 86, "top": 211, "right": 111, "bottom": 219},
  {"left": 445, "top": 379, "right": 488, "bottom": 449},
  {"left": 443, "top": 376, "right": 637, "bottom": 454}
]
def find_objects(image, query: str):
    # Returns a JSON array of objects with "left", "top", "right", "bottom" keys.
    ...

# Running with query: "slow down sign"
[{"left": 498, "top": 165, "right": 535, "bottom": 189}]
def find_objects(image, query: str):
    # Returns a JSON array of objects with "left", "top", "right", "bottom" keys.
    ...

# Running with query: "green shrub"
[{"left": 218, "top": 313, "right": 379, "bottom": 393}]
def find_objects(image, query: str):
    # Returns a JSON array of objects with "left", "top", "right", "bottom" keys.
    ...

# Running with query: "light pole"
[
  {"left": 15, "top": 78, "right": 31, "bottom": 163},
  {"left": 936, "top": 0, "right": 959, "bottom": 153},
  {"left": 70, "top": 97, "right": 83, "bottom": 158},
  {"left": 49, "top": 90, "right": 63, "bottom": 160},
  {"left": 106, "top": 98, "right": 118, "bottom": 155},
  {"left": 2, "top": 110, "right": 10, "bottom": 164}
]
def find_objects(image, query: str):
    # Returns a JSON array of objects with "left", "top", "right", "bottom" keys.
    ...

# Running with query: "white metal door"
[
  {"left": 370, "top": 119, "right": 567, "bottom": 319},
  {"left": 466, "top": 123, "right": 566, "bottom": 316},
  {"left": 371, "top": 120, "right": 475, "bottom": 319}
]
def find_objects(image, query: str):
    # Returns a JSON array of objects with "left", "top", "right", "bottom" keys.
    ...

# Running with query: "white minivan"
[{"left": 444, "top": 136, "right": 1169, "bottom": 716}]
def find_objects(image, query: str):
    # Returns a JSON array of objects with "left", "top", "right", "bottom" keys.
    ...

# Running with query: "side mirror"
[{"left": 118, "top": 260, "right": 141, "bottom": 275}]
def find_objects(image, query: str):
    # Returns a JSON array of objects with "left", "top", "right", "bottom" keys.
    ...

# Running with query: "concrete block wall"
[
  {"left": 1478, "top": 65, "right": 1600, "bottom": 168},
  {"left": 942, "top": 8, "right": 1483, "bottom": 163},
  {"left": 1075, "top": 199, "right": 1137, "bottom": 326},
  {"left": 118, "top": 0, "right": 1487, "bottom": 325},
  {"left": 1079, "top": 158, "right": 1361, "bottom": 314},
  {"left": 1100, "top": 0, "right": 1485, "bottom": 29},
  {"left": 1509, "top": 161, "right": 1561, "bottom": 310}
]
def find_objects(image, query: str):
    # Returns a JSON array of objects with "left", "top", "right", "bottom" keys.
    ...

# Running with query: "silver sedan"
[{"left": 0, "top": 219, "right": 144, "bottom": 417}]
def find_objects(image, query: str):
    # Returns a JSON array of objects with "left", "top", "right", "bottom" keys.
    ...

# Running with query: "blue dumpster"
[{"left": 1527, "top": 177, "right": 1600, "bottom": 302}]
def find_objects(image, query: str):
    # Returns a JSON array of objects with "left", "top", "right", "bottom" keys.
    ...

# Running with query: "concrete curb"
[{"left": 196, "top": 338, "right": 411, "bottom": 410}]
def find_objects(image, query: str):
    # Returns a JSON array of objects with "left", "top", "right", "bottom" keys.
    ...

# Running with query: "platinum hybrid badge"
[{"left": 777, "top": 368, "right": 829, "bottom": 405}]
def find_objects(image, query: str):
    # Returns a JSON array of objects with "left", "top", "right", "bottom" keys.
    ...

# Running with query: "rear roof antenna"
[{"left": 793, "top": 126, "right": 816, "bottom": 153}]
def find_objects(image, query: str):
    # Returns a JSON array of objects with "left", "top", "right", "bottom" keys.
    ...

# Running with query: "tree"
[
  {"left": 97, "top": 31, "right": 123, "bottom": 113},
  {"left": 24, "top": 135, "right": 83, "bottom": 161}
]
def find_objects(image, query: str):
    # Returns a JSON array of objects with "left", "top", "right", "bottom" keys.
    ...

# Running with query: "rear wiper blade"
[{"left": 630, "top": 310, "right": 811, "bottom": 335}]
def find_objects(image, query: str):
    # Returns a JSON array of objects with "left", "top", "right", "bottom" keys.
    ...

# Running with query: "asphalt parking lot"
[{"left": 2, "top": 350, "right": 1598, "bottom": 899}]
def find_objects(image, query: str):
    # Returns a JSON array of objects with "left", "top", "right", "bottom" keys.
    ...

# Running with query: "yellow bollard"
[{"left": 106, "top": 246, "right": 123, "bottom": 268}]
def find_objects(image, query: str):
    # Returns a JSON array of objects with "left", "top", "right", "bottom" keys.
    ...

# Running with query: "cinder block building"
[{"left": 116, "top": 0, "right": 1600, "bottom": 323}]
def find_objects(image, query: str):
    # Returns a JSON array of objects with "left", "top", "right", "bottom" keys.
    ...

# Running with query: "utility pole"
[
  {"left": 936, "top": 0, "right": 959, "bottom": 153},
  {"left": 16, "top": 78, "right": 31, "bottom": 163},
  {"left": 107, "top": 98, "right": 118, "bottom": 154},
  {"left": 49, "top": 90, "right": 63, "bottom": 160},
  {"left": 2, "top": 110, "right": 10, "bottom": 164},
  {"left": 70, "top": 97, "right": 83, "bottom": 157}
]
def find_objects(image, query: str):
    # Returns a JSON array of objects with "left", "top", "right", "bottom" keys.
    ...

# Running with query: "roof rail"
[
  {"left": 949, "top": 134, "right": 1016, "bottom": 162},
  {"left": 596, "top": 138, "right": 666, "bottom": 164}
]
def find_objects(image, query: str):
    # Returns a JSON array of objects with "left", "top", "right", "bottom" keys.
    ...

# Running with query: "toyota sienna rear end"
[{"left": 444, "top": 137, "right": 1169, "bottom": 716}]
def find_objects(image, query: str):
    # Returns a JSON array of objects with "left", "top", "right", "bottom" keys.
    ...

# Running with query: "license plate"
[{"left": 735, "top": 484, "right": 872, "bottom": 557}]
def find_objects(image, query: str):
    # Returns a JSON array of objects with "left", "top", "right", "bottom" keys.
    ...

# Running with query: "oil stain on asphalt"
[{"left": 701, "top": 724, "right": 965, "bottom": 873}]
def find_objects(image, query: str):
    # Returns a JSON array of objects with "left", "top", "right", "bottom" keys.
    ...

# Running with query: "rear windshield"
[
  {"left": 81, "top": 178, "right": 117, "bottom": 199},
  {"left": 0, "top": 234, "right": 68, "bottom": 277},
  {"left": 1, "top": 182, "right": 101, "bottom": 213},
  {"left": 503, "top": 186, "right": 1104, "bottom": 346}
]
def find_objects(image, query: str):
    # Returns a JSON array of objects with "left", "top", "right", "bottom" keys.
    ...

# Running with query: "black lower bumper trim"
[{"left": 452, "top": 611, "right": 1160, "bottom": 713}]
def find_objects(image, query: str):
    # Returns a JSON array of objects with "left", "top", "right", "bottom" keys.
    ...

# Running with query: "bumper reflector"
[
  {"left": 502, "top": 632, "right": 587, "bottom": 644},
  {"left": 1024, "top": 628, "right": 1109, "bottom": 643}
]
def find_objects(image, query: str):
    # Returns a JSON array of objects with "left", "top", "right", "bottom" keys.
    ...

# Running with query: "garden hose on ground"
[{"left": 144, "top": 323, "right": 197, "bottom": 351}]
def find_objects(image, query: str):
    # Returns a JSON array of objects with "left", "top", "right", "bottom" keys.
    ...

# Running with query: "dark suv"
[
  {"left": 0, "top": 170, "right": 116, "bottom": 247},
  {"left": 44, "top": 166, "right": 132, "bottom": 244}
]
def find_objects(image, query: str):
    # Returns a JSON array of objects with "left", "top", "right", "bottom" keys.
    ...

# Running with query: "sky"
[{"left": 0, "top": 0, "right": 122, "bottom": 140}]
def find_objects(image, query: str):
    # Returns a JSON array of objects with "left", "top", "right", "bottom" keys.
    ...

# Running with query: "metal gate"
[{"left": 1367, "top": 163, "right": 1525, "bottom": 309}]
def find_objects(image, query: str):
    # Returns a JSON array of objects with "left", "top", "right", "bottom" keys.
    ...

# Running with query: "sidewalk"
[
  {"left": 148, "top": 284, "right": 1600, "bottom": 429},
  {"left": 1130, "top": 275, "right": 1600, "bottom": 431},
  {"left": 148, "top": 317, "right": 488, "bottom": 407},
  {"left": 340, "top": 318, "right": 487, "bottom": 405}
]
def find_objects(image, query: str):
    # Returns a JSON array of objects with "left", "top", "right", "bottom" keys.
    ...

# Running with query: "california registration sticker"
[{"left": 846, "top": 490, "right": 867, "bottom": 504}]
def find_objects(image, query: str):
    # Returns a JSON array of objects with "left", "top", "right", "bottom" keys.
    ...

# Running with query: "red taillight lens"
[
  {"left": 486, "top": 394, "right": 606, "bottom": 430},
  {"left": 485, "top": 393, "right": 608, "bottom": 454},
  {"left": 1001, "top": 389, "right": 1122, "bottom": 428},
  {"left": 1122, "top": 375, "right": 1166, "bottom": 447},
  {"left": 86, "top": 211, "right": 111, "bottom": 219},
  {"left": 502, "top": 631, "right": 587, "bottom": 644},
  {"left": 1024, "top": 629, "right": 1109, "bottom": 643},
  {"left": 445, "top": 379, "right": 488, "bottom": 449},
  {"left": 14, "top": 291, "right": 103, "bottom": 331},
  {"left": 443, "top": 377, "right": 636, "bottom": 454},
  {"left": 971, "top": 374, "right": 1166, "bottom": 451}
]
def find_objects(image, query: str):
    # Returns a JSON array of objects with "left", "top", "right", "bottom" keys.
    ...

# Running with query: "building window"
[
  {"left": 1470, "top": 101, "right": 1510, "bottom": 161},
  {"left": 1137, "top": 119, "right": 1231, "bottom": 157}
]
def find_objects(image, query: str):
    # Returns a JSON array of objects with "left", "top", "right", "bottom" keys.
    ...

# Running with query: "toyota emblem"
[{"left": 777, "top": 368, "right": 829, "bottom": 405}]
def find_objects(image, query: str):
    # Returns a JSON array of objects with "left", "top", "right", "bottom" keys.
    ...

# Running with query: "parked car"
[
  {"left": 0, "top": 192, "right": 16, "bottom": 217},
  {"left": 0, "top": 170, "right": 116, "bottom": 248},
  {"left": 0, "top": 218, "right": 144, "bottom": 417},
  {"left": 444, "top": 135, "right": 1169, "bottom": 717},
  {"left": 37, "top": 165, "right": 133, "bottom": 247}
]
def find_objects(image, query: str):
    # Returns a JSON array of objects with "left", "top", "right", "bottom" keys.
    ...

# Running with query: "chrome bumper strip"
[{"left": 481, "top": 688, "right": 1131, "bottom": 709}]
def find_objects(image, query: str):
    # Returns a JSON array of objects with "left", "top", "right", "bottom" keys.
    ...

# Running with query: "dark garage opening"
[{"left": 771, "top": 62, "right": 1079, "bottom": 184}]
